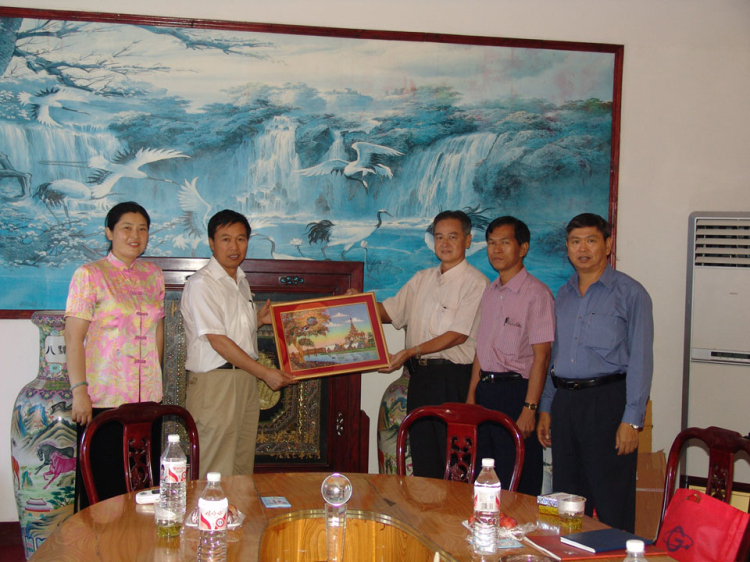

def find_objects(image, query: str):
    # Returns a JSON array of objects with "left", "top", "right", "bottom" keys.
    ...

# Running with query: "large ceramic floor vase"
[
  {"left": 10, "top": 311, "right": 76, "bottom": 559},
  {"left": 377, "top": 369, "right": 412, "bottom": 475}
]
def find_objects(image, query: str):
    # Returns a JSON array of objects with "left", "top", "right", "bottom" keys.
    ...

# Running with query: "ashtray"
[{"left": 500, "top": 554, "right": 554, "bottom": 562}]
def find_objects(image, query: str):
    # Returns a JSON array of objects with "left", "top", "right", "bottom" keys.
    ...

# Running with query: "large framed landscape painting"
[{"left": 0, "top": 7, "right": 622, "bottom": 316}]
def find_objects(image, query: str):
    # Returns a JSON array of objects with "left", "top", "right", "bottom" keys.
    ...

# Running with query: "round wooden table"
[{"left": 29, "top": 472, "right": 675, "bottom": 561}]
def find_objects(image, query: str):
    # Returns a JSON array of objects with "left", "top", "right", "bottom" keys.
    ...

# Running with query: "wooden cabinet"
[{"left": 146, "top": 257, "right": 368, "bottom": 474}]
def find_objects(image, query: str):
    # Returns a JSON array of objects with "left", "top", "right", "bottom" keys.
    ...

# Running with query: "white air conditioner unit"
[{"left": 683, "top": 212, "right": 750, "bottom": 483}]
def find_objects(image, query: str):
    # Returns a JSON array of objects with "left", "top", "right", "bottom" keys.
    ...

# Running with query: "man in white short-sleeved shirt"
[
  {"left": 181, "top": 209, "right": 295, "bottom": 477},
  {"left": 379, "top": 210, "right": 489, "bottom": 478}
]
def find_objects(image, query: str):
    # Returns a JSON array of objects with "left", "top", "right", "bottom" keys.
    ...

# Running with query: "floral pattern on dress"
[{"left": 65, "top": 253, "right": 165, "bottom": 407}]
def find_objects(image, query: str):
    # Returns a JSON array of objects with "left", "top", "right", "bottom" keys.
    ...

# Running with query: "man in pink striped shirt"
[{"left": 466, "top": 216, "right": 554, "bottom": 495}]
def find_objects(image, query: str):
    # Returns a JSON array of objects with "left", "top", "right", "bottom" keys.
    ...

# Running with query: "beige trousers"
[{"left": 185, "top": 367, "right": 259, "bottom": 478}]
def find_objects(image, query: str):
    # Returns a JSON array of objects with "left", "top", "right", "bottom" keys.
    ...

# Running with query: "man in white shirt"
[
  {"left": 181, "top": 209, "right": 295, "bottom": 477},
  {"left": 379, "top": 210, "right": 489, "bottom": 478}
]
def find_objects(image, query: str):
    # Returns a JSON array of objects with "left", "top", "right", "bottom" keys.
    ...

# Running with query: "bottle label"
[
  {"left": 198, "top": 497, "right": 228, "bottom": 531},
  {"left": 161, "top": 460, "right": 187, "bottom": 484},
  {"left": 474, "top": 487, "right": 500, "bottom": 512}
]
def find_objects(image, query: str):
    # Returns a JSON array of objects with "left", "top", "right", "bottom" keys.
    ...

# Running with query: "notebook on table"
[
  {"left": 559, "top": 528, "right": 652, "bottom": 553},
  {"left": 524, "top": 532, "right": 667, "bottom": 561}
]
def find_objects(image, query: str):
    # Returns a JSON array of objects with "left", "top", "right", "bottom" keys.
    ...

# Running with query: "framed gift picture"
[{"left": 271, "top": 293, "right": 389, "bottom": 379}]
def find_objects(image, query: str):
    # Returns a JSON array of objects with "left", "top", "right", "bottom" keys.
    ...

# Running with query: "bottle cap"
[
  {"left": 481, "top": 458, "right": 495, "bottom": 468},
  {"left": 168, "top": 434, "right": 180, "bottom": 443},
  {"left": 207, "top": 472, "right": 221, "bottom": 482},
  {"left": 626, "top": 540, "right": 645, "bottom": 553}
]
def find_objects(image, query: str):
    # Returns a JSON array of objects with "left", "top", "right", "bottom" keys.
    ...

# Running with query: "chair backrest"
[
  {"left": 395, "top": 402, "right": 524, "bottom": 489},
  {"left": 659, "top": 426, "right": 750, "bottom": 560},
  {"left": 80, "top": 402, "right": 200, "bottom": 505}
]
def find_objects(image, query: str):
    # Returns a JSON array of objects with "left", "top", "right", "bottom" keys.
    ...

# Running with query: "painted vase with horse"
[{"left": 10, "top": 311, "right": 76, "bottom": 559}]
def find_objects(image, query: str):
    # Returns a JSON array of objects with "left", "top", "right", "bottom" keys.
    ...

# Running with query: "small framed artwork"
[{"left": 270, "top": 293, "right": 389, "bottom": 379}]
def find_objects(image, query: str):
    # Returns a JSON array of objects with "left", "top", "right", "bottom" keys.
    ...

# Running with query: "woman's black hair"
[
  {"left": 105, "top": 201, "right": 151, "bottom": 252},
  {"left": 106, "top": 201, "right": 151, "bottom": 230}
]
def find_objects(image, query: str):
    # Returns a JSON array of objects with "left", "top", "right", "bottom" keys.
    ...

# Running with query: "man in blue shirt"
[{"left": 538, "top": 213, "right": 653, "bottom": 532}]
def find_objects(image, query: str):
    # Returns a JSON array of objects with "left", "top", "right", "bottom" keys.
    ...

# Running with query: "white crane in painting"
[
  {"left": 177, "top": 177, "right": 214, "bottom": 242},
  {"left": 306, "top": 209, "right": 391, "bottom": 260},
  {"left": 175, "top": 177, "right": 273, "bottom": 254},
  {"left": 89, "top": 148, "right": 188, "bottom": 183},
  {"left": 35, "top": 148, "right": 189, "bottom": 220},
  {"left": 297, "top": 142, "right": 403, "bottom": 198},
  {"left": 35, "top": 174, "right": 120, "bottom": 219},
  {"left": 18, "top": 87, "right": 87, "bottom": 127}
]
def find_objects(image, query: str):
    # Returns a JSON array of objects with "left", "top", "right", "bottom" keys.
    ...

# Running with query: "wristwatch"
[
  {"left": 523, "top": 402, "right": 537, "bottom": 411},
  {"left": 628, "top": 423, "right": 642, "bottom": 430}
]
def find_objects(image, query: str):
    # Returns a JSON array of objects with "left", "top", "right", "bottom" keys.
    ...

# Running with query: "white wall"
[{"left": 1, "top": 0, "right": 749, "bottom": 521}]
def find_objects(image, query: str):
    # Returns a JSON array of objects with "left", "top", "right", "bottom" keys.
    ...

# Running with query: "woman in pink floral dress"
[{"left": 64, "top": 201, "right": 165, "bottom": 508}]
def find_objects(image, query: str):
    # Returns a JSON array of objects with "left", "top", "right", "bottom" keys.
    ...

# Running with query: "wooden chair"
[
  {"left": 80, "top": 402, "right": 200, "bottom": 504},
  {"left": 658, "top": 426, "right": 750, "bottom": 561},
  {"left": 395, "top": 402, "right": 524, "bottom": 490}
]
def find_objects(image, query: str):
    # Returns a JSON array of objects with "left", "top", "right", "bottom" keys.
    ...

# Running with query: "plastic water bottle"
[
  {"left": 622, "top": 539, "right": 647, "bottom": 561},
  {"left": 197, "top": 472, "right": 228, "bottom": 562},
  {"left": 156, "top": 434, "right": 187, "bottom": 537},
  {"left": 473, "top": 458, "right": 501, "bottom": 556}
]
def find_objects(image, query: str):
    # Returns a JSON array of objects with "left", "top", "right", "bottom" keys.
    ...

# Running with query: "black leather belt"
[
  {"left": 479, "top": 370, "right": 523, "bottom": 383},
  {"left": 216, "top": 362, "right": 235, "bottom": 370},
  {"left": 552, "top": 372, "right": 626, "bottom": 390},
  {"left": 407, "top": 357, "right": 454, "bottom": 370}
]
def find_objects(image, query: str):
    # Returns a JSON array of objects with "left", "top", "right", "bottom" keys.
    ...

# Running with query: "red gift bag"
[{"left": 656, "top": 488, "right": 750, "bottom": 562}]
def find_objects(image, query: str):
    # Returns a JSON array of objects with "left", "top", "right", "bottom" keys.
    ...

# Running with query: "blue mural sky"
[{"left": 0, "top": 15, "right": 614, "bottom": 309}]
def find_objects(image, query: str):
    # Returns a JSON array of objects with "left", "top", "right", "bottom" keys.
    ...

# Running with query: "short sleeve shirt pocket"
[{"left": 430, "top": 304, "right": 459, "bottom": 335}]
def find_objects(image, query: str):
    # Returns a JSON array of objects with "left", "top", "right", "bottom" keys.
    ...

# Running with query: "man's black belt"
[
  {"left": 479, "top": 370, "right": 523, "bottom": 383},
  {"left": 407, "top": 357, "right": 454, "bottom": 370},
  {"left": 216, "top": 362, "right": 235, "bottom": 370},
  {"left": 552, "top": 372, "right": 626, "bottom": 390}
]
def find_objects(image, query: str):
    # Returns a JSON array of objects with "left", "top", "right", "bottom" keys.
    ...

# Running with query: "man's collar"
[
  {"left": 598, "top": 263, "right": 616, "bottom": 287},
  {"left": 438, "top": 258, "right": 468, "bottom": 280},
  {"left": 491, "top": 267, "right": 527, "bottom": 292},
  {"left": 207, "top": 256, "right": 246, "bottom": 282},
  {"left": 567, "top": 263, "right": 615, "bottom": 291}
]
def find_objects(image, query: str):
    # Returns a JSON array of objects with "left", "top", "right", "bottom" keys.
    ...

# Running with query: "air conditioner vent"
[{"left": 694, "top": 218, "right": 750, "bottom": 267}]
